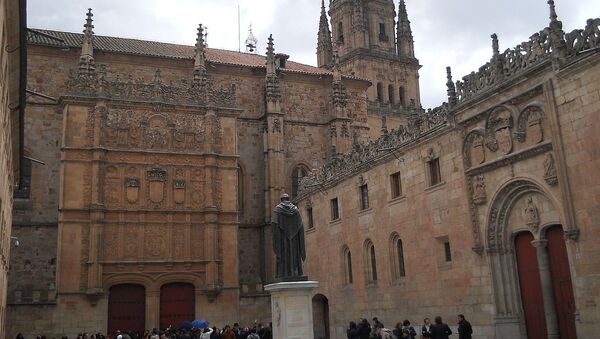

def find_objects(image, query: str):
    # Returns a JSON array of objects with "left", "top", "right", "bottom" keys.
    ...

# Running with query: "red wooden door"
[
  {"left": 160, "top": 283, "right": 195, "bottom": 329},
  {"left": 515, "top": 232, "right": 547, "bottom": 339},
  {"left": 547, "top": 226, "right": 577, "bottom": 339},
  {"left": 108, "top": 284, "right": 146, "bottom": 336}
]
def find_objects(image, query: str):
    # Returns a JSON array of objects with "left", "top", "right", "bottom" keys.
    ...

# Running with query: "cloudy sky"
[{"left": 27, "top": 0, "right": 599, "bottom": 108}]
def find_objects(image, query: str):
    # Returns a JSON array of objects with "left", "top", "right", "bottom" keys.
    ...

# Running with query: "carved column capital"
[{"left": 531, "top": 239, "right": 548, "bottom": 249}]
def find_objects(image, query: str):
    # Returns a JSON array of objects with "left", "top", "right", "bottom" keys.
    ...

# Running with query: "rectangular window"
[
  {"left": 390, "top": 172, "right": 402, "bottom": 199},
  {"left": 14, "top": 158, "right": 32, "bottom": 199},
  {"left": 307, "top": 207, "right": 314, "bottom": 229},
  {"left": 428, "top": 158, "right": 442, "bottom": 186},
  {"left": 330, "top": 198, "right": 340, "bottom": 221},
  {"left": 444, "top": 241, "right": 452, "bottom": 262},
  {"left": 359, "top": 184, "right": 369, "bottom": 210}
]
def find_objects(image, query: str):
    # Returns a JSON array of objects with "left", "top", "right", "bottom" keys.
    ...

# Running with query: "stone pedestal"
[{"left": 265, "top": 280, "right": 319, "bottom": 339}]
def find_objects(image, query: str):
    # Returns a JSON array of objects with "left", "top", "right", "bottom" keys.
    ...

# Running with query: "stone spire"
[
  {"left": 446, "top": 66, "right": 457, "bottom": 107},
  {"left": 317, "top": 0, "right": 334, "bottom": 68},
  {"left": 548, "top": 0, "right": 558, "bottom": 24},
  {"left": 193, "top": 24, "right": 207, "bottom": 84},
  {"left": 78, "top": 8, "right": 96, "bottom": 76},
  {"left": 396, "top": 0, "right": 414, "bottom": 57},
  {"left": 491, "top": 33, "right": 500, "bottom": 58},
  {"left": 265, "top": 34, "right": 281, "bottom": 103},
  {"left": 331, "top": 49, "right": 347, "bottom": 109},
  {"left": 547, "top": 0, "right": 566, "bottom": 59}
]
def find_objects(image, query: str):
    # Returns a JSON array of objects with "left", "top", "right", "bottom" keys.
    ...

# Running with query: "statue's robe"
[{"left": 272, "top": 201, "right": 306, "bottom": 279}]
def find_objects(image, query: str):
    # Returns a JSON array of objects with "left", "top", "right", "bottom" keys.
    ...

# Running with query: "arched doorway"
[
  {"left": 312, "top": 294, "right": 330, "bottom": 339},
  {"left": 486, "top": 179, "right": 578, "bottom": 338},
  {"left": 515, "top": 232, "right": 547, "bottom": 339},
  {"left": 546, "top": 226, "right": 577, "bottom": 339},
  {"left": 160, "top": 283, "right": 195, "bottom": 329},
  {"left": 108, "top": 284, "right": 146, "bottom": 335}
]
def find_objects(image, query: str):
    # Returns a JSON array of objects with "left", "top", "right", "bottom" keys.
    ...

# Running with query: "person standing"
[
  {"left": 429, "top": 316, "right": 452, "bottom": 339},
  {"left": 457, "top": 315, "right": 473, "bottom": 339},
  {"left": 347, "top": 321, "right": 360, "bottom": 339},
  {"left": 421, "top": 318, "right": 432, "bottom": 339},
  {"left": 357, "top": 319, "right": 371, "bottom": 339},
  {"left": 401, "top": 320, "right": 416, "bottom": 339}
]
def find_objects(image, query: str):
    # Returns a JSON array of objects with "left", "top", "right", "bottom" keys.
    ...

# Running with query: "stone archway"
[
  {"left": 486, "top": 178, "right": 564, "bottom": 338},
  {"left": 312, "top": 294, "right": 330, "bottom": 339}
]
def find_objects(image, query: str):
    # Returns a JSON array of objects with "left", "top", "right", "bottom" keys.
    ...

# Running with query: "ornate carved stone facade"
[
  {"left": 298, "top": 6, "right": 600, "bottom": 339},
  {"left": 5, "top": 2, "right": 600, "bottom": 339}
]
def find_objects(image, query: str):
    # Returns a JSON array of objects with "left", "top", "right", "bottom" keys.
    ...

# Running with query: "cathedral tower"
[{"left": 323, "top": 0, "right": 421, "bottom": 116}]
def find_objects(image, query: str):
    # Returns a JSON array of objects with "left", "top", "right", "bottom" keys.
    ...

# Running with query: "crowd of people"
[
  {"left": 346, "top": 315, "right": 472, "bottom": 339},
  {"left": 14, "top": 323, "right": 272, "bottom": 339},
  {"left": 16, "top": 315, "right": 473, "bottom": 339}
]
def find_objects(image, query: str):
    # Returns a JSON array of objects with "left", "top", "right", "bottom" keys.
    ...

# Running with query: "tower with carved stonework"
[{"left": 324, "top": 0, "right": 421, "bottom": 116}]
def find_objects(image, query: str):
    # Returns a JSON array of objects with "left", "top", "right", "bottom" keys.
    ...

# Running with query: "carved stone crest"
[
  {"left": 173, "top": 179, "right": 186, "bottom": 204},
  {"left": 524, "top": 196, "right": 540, "bottom": 233},
  {"left": 472, "top": 135, "right": 485, "bottom": 165},
  {"left": 472, "top": 175, "right": 487, "bottom": 205},
  {"left": 543, "top": 152, "right": 558, "bottom": 185},
  {"left": 496, "top": 125, "right": 513, "bottom": 155},
  {"left": 125, "top": 178, "right": 140, "bottom": 203},
  {"left": 147, "top": 167, "right": 167, "bottom": 205}
]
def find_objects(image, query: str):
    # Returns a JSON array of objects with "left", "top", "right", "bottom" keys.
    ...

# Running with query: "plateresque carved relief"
[
  {"left": 486, "top": 106, "right": 515, "bottom": 155},
  {"left": 515, "top": 105, "right": 545, "bottom": 144},
  {"left": 101, "top": 109, "right": 224, "bottom": 152}
]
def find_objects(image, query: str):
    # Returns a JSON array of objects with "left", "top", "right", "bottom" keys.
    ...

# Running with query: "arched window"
[
  {"left": 388, "top": 84, "right": 395, "bottom": 104},
  {"left": 291, "top": 165, "right": 308, "bottom": 199},
  {"left": 364, "top": 240, "right": 378, "bottom": 283},
  {"left": 377, "top": 83, "right": 384, "bottom": 103},
  {"left": 237, "top": 165, "right": 244, "bottom": 215},
  {"left": 399, "top": 86, "right": 406, "bottom": 107},
  {"left": 390, "top": 233, "right": 406, "bottom": 280},
  {"left": 342, "top": 245, "right": 353, "bottom": 285}
]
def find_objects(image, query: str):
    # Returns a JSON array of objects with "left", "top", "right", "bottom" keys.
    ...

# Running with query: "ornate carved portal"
[{"left": 485, "top": 179, "right": 570, "bottom": 336}]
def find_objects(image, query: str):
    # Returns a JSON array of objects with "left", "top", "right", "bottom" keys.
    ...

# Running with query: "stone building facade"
[
  {"left": 5, "top": 1, "right": 600, "bottom": 339},
  {"left": 0, "top": 0, "right": 23, "bottom": 335},
  {"left": 298, "top": 3, "right": 600, "bottom": 339}
]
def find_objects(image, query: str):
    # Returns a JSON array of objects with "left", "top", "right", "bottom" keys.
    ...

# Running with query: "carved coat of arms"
[
  {"left": 125, "top": 178, "right": 140, "bottom": 203},
  {"left": 147, "top": 167, "right": 167, "bottom": 204},
  {"left": 173, "top": 180, "right": 186, "bottom": 204}
]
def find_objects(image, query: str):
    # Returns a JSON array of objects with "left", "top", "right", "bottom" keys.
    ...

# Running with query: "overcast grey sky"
[{"left": 27, "top": 0, "right": 599, "bottom": 108}]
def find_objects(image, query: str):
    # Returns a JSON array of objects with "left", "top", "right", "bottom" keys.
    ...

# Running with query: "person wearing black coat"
[
  {"left": 457, "top": 314, "right": 473, "bottom": 339},
  {"left": 429, "top": 316, "right": 452, "bottom": 339},
  {"left": 347, "top": 321, "right": 360, "bottom": 339},
  {"left": 357, "top": 319, "right": 371, "bottom": 339},
  {"left": 421, "top": 318, "right": 432, "bottom": 338}
]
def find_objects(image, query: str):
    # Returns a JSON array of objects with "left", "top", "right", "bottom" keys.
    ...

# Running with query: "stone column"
[
  {"left": 531, "top": 240, "right": 559, "bottom": 339},
  {"left": 146, "top": 290, "right": 160, "bottom": 330}
]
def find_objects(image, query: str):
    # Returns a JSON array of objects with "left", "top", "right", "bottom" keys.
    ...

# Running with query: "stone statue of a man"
[{"left": 272, "top": 193, "right": 306, "bottom": 281}]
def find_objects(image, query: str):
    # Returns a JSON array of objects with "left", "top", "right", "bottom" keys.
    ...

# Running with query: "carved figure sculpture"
[
  {"left": 272, "top": 193, "right": 306, "bottom": 280},
  {"left": 524, "top": 196, "right": 540, "bottom": 233}
]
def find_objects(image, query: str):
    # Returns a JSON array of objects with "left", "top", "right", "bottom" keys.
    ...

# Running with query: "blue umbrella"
[
  {"left": 178, "top": 321, "right": 193, "bottom": 330},
  {"left": 191, "top": 319, "right": 209, "bottom": 328}
]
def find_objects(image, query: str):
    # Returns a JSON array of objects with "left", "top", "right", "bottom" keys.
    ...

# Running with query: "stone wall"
[
  {"left": 299, "top": 36, "right": 600, "bottom": 339},
  {"left": 0, "top": 0, "right": 21, "bottom": 336}
]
